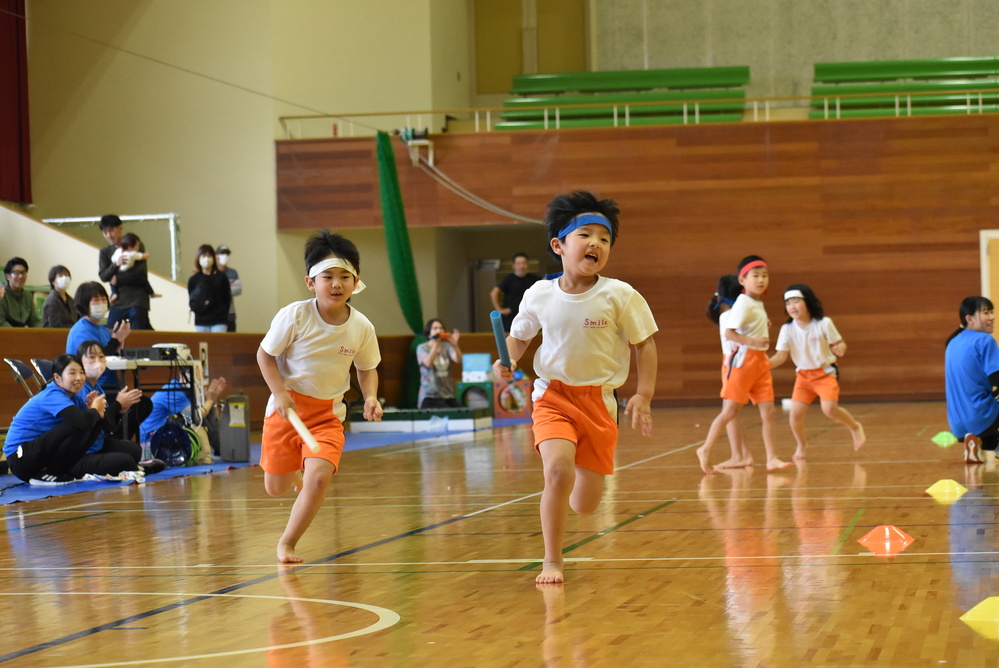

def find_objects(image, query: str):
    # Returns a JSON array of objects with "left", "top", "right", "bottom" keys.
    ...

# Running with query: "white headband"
[
  {"left": 784, "top": 289, "right": 804, "bottom": 301},
  {"left": 308, "top": 257, "right": 366, "bottom": 294}
]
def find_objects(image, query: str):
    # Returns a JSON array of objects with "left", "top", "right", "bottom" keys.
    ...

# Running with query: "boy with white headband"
[
  {"left": 257, "top": 230, "right": 383, "bottom": 563},
  {"left": 696, "top": 255, "right": 792, "bottom": 474},
  {"left": 494, "top": 190, "right": 658, "bottom": 585},
  {"left": 769, "top": 283, "right": 865, "bottom": 459}
]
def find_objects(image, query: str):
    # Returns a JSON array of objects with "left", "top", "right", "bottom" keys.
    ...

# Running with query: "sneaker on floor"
[
  {"left": 139, "top": 459, "right": 166, "bottom": 475},
  {"left": 29, "top": 473, "right": 79, "bottom": 486},
  {"left": 964, "top": 433, "right": 984, "bottom": 464}
]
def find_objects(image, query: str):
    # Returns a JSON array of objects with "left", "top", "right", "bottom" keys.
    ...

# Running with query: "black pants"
[
  {"left": 7, "top": 419, "right": 103, "bottom": 482},
  {"left": 70, "top": 438, "right": 142, "bottom": 477},
  {"left": 977, "top": 411, "right": 999, "bottom": 451},
  {"left": 419, "top": 396, "right": 462, "bottom": 409}
]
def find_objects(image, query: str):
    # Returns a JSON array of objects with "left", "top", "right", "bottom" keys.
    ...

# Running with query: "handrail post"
[
  {"left": 835, "top": 97, "right": 840, "bottom": 119},
  {"left": 695, "top": 102, "right": 700, "bottom": 124},
  {"left": 906, "top": 95, "right": 912, "bottom": 116},
  {"left": 895, "top": 95, "right": 900, "bottom": 117},
  {"left": 823, "top": 97, "right": 829, "bottom": 120},
  {"left": 683, "top": 103, "right": 688, "bottom": 125},
  {"left": 474, "top": 111, "right": 480, "bottom": 133},
  {"left": 544, "top": 107, "right": 549, "bottom": 130},
  {"left": 613, "top": 105, "right": 618, "bottom": 127},
  {"left": 555, "top": 107, "right": 560, "bottom": 129},
  {"left": 625, "top": 104, "right": 630, "bottom": 127},
  {"left": 753, "top": 100, "right": 759, "bottom": 122}
]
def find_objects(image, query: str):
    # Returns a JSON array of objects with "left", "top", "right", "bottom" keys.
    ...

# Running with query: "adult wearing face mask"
[
  {"left": 187, "top": 245, "right": 231, "bottom": 333},
  {"left": 41, "top": 265, "right": 79, "bottom": 328},
  {"left": 0, "top": 257, "right": 41, "bottom": 328},
  {"left": 215, "top": 245, "right": 241, "bottom": 332},
  {"left": 66, "top": 282, "right": 131, "bottom": 389}
]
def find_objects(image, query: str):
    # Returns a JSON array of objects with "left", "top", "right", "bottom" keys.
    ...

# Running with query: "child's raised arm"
[
  {"left": 256, "top": 346, "right": 294, "bottom": 418},
  {"left": 493, "top": 335, "right": 531, "bottom": 382},
  {"left": 356, "top": 368, "right": 383, "bottom": 422},
  {"left": 625, "top": 336, "right": 657, "bottom": 437}
]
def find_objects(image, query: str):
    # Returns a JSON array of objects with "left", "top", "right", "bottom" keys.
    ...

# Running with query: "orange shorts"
[
  {"left": 721, "top": 349, "right": 774, "bottom": 405},
  {"left": 791, "top": 368, "right": 840, "bottom": 404},
  {"left": 260, "top": 390, "right": 345, "bottom": 475},
  {"left": 532, "top": 380, "right": 618, "bottom": 475}
]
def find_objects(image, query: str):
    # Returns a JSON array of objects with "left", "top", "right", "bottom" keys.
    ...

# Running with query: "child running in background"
[
  {"left": 257, "top": 230, "right": 383, "bottom": 563},
  {"left": 696, "top": 255, "right": 791, "bottom": 474},
  {"left": 494, "top": 190, "right": 658, "bottom": 585},
  {"left": 707, "top": 274, "right": 753, "bottom": 469},
  {"left": 768, "top": 284, "right": 865, "bottom": 460}
]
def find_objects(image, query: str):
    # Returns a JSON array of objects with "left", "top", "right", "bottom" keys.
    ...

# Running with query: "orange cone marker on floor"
[{"left": 857, "top": 525, "right": 915, "bottom": 557}]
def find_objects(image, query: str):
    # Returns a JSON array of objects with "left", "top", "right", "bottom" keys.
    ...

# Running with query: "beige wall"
[{"left": 24, "top": 0, "right": 472, "bottom": 335}]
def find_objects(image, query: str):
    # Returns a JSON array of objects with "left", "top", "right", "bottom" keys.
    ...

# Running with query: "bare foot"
[
  {"left": 793, "top": 445, "right": 806, "bottom": 461},
  {"left": 851, "top": 423, "right": 866, "bottom": 451},
  {"left": 766, "top": 457, "right": 793, "bottom": 471},
  {"left": 696, "top": 445, "right": 715, "bottom": 475},
  {"left": 716, "top": 455, "right": 753, "bottom": 469},
  {"left": 536, "top": 562, "right": 564, "bottom": 584},
  {"left": 277, "top": 542, "right": 303, "bottom": 563}
]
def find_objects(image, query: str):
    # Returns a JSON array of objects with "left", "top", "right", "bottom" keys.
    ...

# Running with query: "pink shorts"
[{"left": 532, "top": 380, "right": 618, "bottom": 475}]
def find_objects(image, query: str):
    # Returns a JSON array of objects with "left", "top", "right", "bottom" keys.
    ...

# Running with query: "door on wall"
[{"left": 471, "top": 258, "right": 501, "bottom": 332}]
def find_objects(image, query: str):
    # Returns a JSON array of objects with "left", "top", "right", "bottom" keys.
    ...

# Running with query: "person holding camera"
[{"left": 417, "top": 318, "right": 463, "bottom": 409}]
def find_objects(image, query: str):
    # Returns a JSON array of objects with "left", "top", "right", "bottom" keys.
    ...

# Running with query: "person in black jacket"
[{"left": 187, "top": 245, "right": 232, "bottom": 332}]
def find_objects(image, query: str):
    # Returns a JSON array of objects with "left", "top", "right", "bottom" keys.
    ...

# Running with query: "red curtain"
[{"left": 0, "top": 0, "right": 31, "bottom": 203}]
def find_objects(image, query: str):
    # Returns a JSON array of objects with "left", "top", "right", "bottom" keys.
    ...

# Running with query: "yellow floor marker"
[
  {"left": 925, "top": 479, "right": 969, "bottom": 504},
  {"left": 961, "top": 597, "right": 999, "bottom": 640}
]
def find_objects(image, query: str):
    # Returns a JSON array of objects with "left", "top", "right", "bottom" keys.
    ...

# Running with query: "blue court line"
[{"left": 0, "top": 506, "right": 479, "bottom": 663}]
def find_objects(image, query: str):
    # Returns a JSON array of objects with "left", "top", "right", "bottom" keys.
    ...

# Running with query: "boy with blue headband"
[
  {"left": 494, "top": 190, "right": 658, "bottom": 585},
  {"left": 257, "top": 230, "right": 383, "bottom": 563}
]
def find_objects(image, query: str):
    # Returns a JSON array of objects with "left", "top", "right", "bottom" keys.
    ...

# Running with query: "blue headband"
[{"left": 558, "top": 213, "right": 612, "bottom": 239}]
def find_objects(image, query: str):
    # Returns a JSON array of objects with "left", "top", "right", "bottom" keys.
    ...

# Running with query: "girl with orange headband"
[{"left": 696, "top": 255, "right": 792, "bottom": 474}]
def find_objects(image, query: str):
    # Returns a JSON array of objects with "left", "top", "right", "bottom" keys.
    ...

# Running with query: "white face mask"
[
  {"left": 90, "top": 303, "right": 107, "bottom": 320},
  {"left": 83, "top": 361, "right": 106, "bottom": 379},
  {"left": 54, "top": 275, "right": 71, "bottom": 290},
  {"left": 199, "top": 256, "right": 214, "bottom": 269},
  {"left": 217, "top": 254, "right": 229, "bottom": 265}
]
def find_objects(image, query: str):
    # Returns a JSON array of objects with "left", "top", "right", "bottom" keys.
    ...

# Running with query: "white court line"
[
  {"left": 6, "top": 549, "right": 995, "bottom": 573},
  {"left": 0, "top": 592, "right": 399, "bottom": 667}
]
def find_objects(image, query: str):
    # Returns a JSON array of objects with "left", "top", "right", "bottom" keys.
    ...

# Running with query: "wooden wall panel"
[{"left": 277, "top": 116, "right": 999, "bottom": 404}]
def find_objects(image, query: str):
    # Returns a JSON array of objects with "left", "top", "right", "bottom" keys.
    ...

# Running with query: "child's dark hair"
[
  {"left": 304, "top": 230, "right": 360, "bottom": 275},
  {"left": 120, "top": 233, "right": 141, "bottom": 249},
  {"left": 544, "top": 190, "right": 620, "bottom": 262},
  {"left": 73, "top": 281, "right": 110, "bottom": 317},
  {"left": 783, "top": 283, "right": 824, "bottom": 324},
  {"left": 52, "top": 353, "right": 81, "bottom": 377},
  {"left": 946, "top": 296, "right": 994, "bottom": 346},
  {"left": 737, "top": 255, "right": 766, "bottom": 276},
  {"left": 707, "top": 274, "right": 740, "bottom": 324},
  {"left": 422, "top": 318, "right": 444, "bottom": 338},
  {"left": 76, "top": 339, "right": 106, "bottom": 360}
]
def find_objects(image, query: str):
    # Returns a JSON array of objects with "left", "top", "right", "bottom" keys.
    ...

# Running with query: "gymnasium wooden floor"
[{"left": 2, "top": 401, "right": 998, "bottom": 667}]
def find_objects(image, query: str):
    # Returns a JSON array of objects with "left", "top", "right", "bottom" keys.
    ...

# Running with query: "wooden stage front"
[{"left": 2, "top": 401, "right": 997, "bottom": 666}]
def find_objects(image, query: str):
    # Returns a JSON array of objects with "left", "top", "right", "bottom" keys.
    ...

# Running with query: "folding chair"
[
  {"left": 30, "top": 358, "right": 54, "bottom": 385},
  {"left": 4, "top": 358, "right": 43, "bottom": 398}
]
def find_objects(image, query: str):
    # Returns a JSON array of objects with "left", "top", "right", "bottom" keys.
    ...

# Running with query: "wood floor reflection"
[{"left": 2, "top": 402, "right": 998, "bottom": 667}]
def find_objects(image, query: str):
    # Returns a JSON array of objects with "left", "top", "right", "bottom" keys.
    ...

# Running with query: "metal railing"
[{"left": 278, "top": 87, "right": 999, "bottom": 140}]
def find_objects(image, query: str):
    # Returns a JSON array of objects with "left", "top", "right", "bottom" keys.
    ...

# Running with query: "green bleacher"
[
  {"left": 497, "top": 66, "right": 749, "bottom": 131},
  {"left": 810, "top": 57, "right": 999, "bottom": 119}
]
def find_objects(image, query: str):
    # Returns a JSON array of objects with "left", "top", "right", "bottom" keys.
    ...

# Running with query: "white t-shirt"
[
  {"left": 260, "top": 299, "right": 381, "bottom": 421},
  {"left": 510, "top": 276, "right": 658, "bottom": 418},
  {"left": 718, "top": 310, "right": 737, "bottom": 356},
  {"left": 775, "top": 317, "right": 842, "bottom": 372},
  {"left": 726, "top": 293, "right": 769, "bottom": 349}
]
